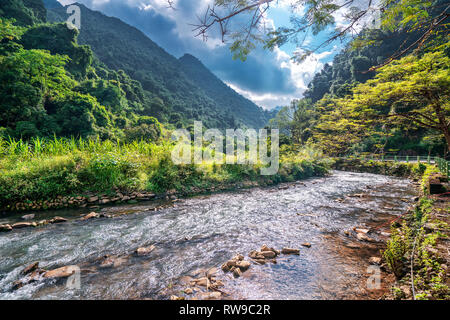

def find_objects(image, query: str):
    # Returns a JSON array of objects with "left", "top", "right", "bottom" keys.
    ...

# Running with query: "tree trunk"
[
  {"left": 443, "top": 126, "right": 450, "bottom": 158},
  {"left": 433, "top": 103, "right": 450, "bottom": 157}
]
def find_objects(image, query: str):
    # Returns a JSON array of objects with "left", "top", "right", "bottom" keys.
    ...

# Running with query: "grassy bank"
[
  {"left": 0, "top": 137, "right": 331, "bottom": 212},
  {"left": 333, "top": 157, "right": 449, "bottom": 299},
  {"left": 382, "top": 170, "right": 449, "bottom": 300}
]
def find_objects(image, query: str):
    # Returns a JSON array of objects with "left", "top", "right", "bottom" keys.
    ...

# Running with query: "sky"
[{"left": 57, "top": 0, "right": 376, "bottom": 109}]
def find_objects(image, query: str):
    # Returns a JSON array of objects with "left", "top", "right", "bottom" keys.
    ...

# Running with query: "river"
[{"left": 0, "top": 171, "right": 416, "bottom": 300}]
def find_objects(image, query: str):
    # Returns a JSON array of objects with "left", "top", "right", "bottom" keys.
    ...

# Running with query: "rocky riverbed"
[{"left": 0, "top": 171, "right": 417, "bottom": 300}]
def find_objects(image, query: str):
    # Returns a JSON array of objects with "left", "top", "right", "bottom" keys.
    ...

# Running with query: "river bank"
[
  {"left": 380, "top": 170, "right": 450, "bottom": 300},
  {"left": 331, "top": 159, "right": 450, "bottom": 299},
  {"left": 332, "top": 158, "right": 428, "bottom": 178}
]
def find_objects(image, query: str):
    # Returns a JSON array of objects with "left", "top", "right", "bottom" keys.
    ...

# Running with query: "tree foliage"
[
  {"left": 191, "top": 0, "right": 449, "bottom": 64},
  {"left": 305, "top": 45, "right": 450, "bottom": 156}
]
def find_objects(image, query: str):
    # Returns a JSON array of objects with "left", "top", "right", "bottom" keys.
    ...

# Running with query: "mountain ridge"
[
  {"left": 46, "top": 1, "right": 273, "bottom": 129},
  {"left": 178, "top": 53, "right": 274, "bottom": 128}
]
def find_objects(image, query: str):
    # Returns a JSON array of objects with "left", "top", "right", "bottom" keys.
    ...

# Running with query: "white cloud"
[{"left": 226, "top": 82, "right": 299, "bottom": 110}]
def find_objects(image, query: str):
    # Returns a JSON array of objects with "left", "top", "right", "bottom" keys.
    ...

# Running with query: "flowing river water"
[{"left": 0, "top": 171, "right": 417, "bottom": 300}]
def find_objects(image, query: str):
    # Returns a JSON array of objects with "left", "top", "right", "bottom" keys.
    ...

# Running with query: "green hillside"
[
  {"left": 46, "top": 2, "right": 272, "bottom": 129},
  {"left": 0, "top": 0, "right": 161, "bottom": 140}
]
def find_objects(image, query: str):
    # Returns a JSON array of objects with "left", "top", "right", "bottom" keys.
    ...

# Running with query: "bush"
[{"left": 383, "top": 224, "right": 411, "bottom": 278}]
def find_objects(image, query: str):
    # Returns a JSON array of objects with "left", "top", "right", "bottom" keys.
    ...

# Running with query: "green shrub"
[{"left": 383, "top": 225, "right": 411, "bottom": 278}]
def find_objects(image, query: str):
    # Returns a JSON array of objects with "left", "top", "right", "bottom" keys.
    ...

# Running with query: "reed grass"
[{"left": 0, "top": 136, "right": 331, "bottom": 209}]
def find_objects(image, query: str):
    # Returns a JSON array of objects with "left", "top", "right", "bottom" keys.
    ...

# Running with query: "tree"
[
  {"left": 308, "top": 46, "right": 450, "bottom": 156},
  {"left": 20, "top": 23, "right": 93, "bottom": 79},
  {"left": 269, "top": 105, "right": 295, "bottom": 136},
  {"left": 0, "top": 48, "right": 75, "bottom": 134},
  {"left": 184, "top": 0, "right": 449, "bottom": 66},
  {"left": 51, "top": 92, "right": 112, "bottom": 138},
  {"left": 311, "top": 96, "right": 379, "bottom": 155},
  {"left": 291, "top": 98, "right": 317, "bottom": 144},
  {"left": 124, "top": 116, "right": 162, "bottom": 142}
]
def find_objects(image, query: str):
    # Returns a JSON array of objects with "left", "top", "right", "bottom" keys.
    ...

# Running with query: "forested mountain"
[
  {"left": 0, "top": 0, "right": 274, "bottom": 142},
  {"left": 0, "top": 0, "right": 46, "bottom": 26},
  {"left": 0, "top": 0, "right": 162, "bottom": 140},
  {"left": 46, "top": 1, "right": 272, "bottom": 129}
]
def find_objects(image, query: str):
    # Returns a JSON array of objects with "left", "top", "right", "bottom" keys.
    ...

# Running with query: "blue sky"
[{"left": 58, "top": 0, "right": 356, "bottom": 109}]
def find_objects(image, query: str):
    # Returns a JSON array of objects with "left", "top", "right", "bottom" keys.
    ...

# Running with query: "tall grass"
[
  {"left": 0, "top": 136, "right": 331, "bottom": 209},
  {"left": 0, "top": 136, "right": 163, "bottom": 158}
]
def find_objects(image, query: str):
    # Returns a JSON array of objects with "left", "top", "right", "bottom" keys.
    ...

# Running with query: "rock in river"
[
  {"left": 249, "top": 250, "right": 265, "bottom": 260},
  {"left": 100, "top": 256, "right": 128, "bottom": 268},
  {"left": 281, "top": 248, "right": 300, "bottom": 255},
  {"left": 260, "top": 245, "right": 279, "bottom": 255},
  {"left": 233, "top": 267, "right": 242, "bottom": 278},
  {"left": 199, "top": 291, "right": 222, "bottom": 300},
  {"left": 369, "top": 257, "right": 382, "bottom": 265},
  {"left": 21, "top": 262, "right": 39, "bottom": 275},
  {"left": 354, "top": 227, "right": 370, "bottom": 234},
  {"left": 356, "top": 233, "right": 375, "bottom": 242},
  {"left": 221, "top": 254, "right": 250, "bottom": 274},
  {"left": 260, "top": 251, "right": 277, "bottom": 258},
  {"left": 184, "top": 288, "right": 194, "bottom": 295},
  {"left": 235, "top": 260, "right": 251, "bottom": 271},
  {"left": 21, "top": 214, "right": 35, "bottom": 220},
  {"left": 50, "top": 216, "right": 68, "bottom": 224},
  {"left": 12, "top": 222, "right": 36, "bottom": 229},
  {"left": 80, "top": 212, "right": 98, "bottom": 221},
  {"left": 193, "top": 277, "right": 209, "bottom": 287},
  {"left": 0, "top": 224, "right": 12, "bottom": 232},
  {"left": 136, "top": 245, "right": 156, "bottom": 255},
  {"left": 44, "top": 266, "right": 78, "bottom": 279}
]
